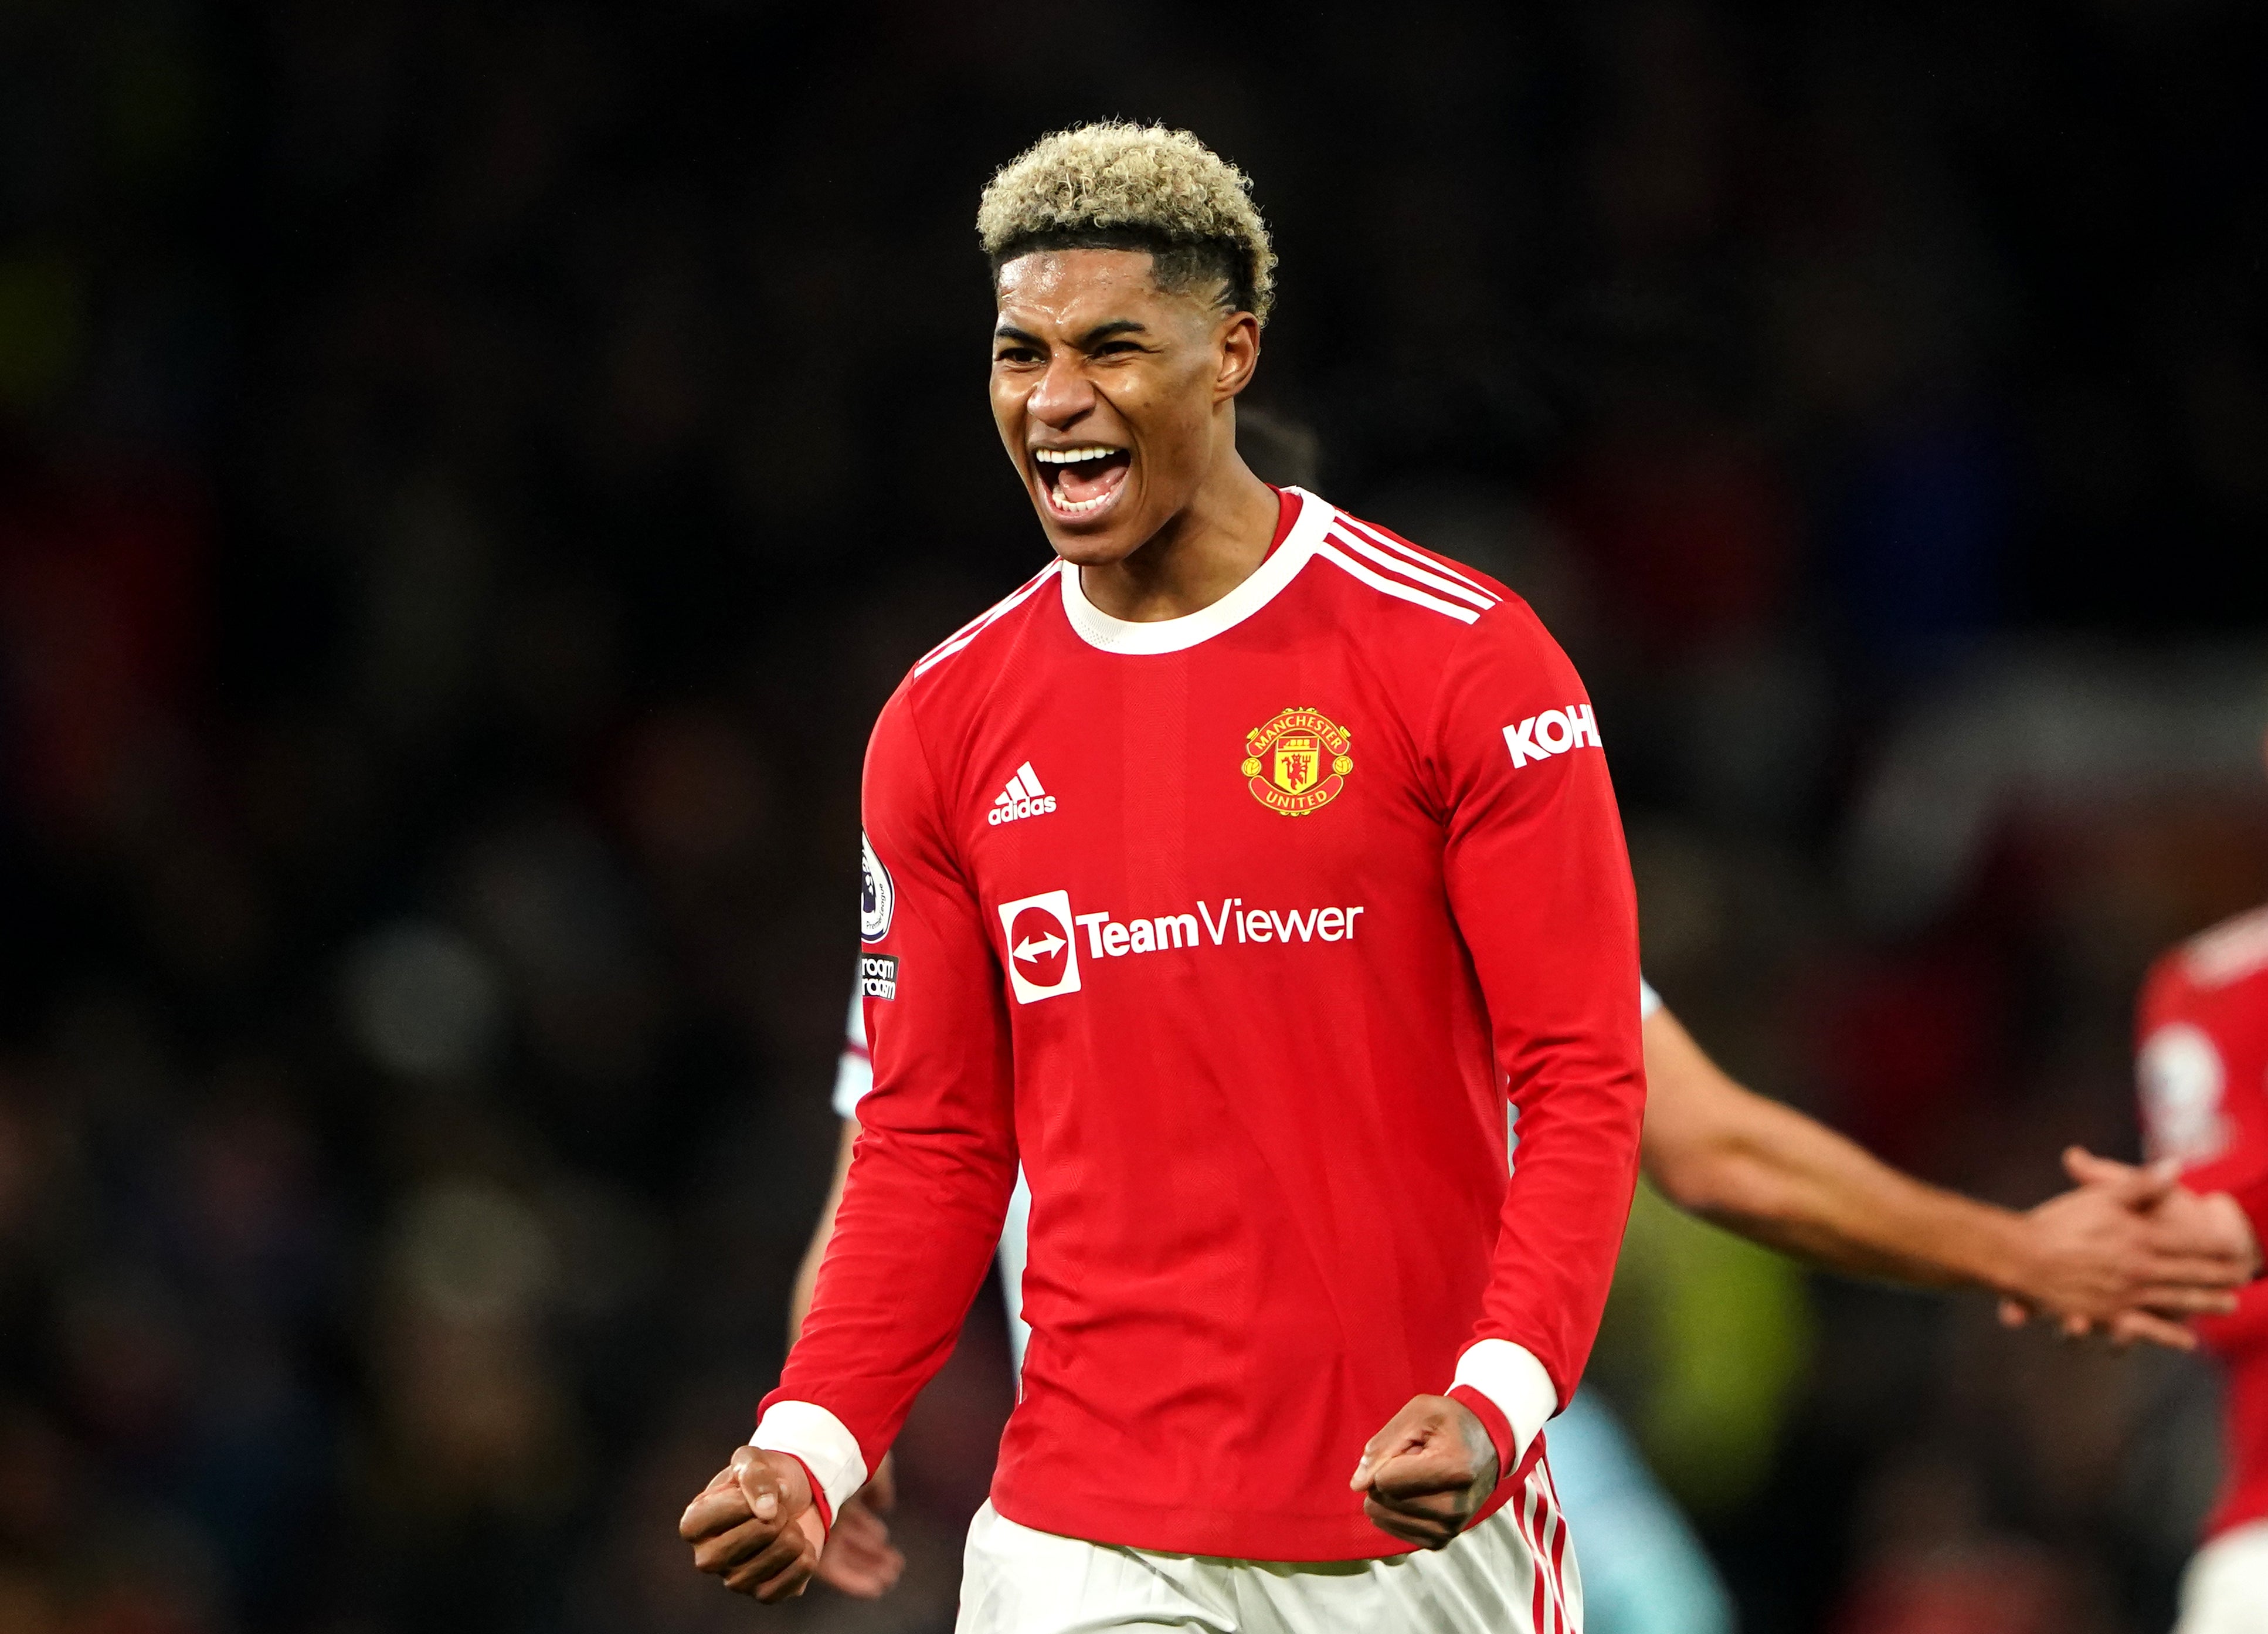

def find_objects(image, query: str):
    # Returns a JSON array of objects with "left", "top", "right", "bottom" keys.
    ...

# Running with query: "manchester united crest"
[{"left": 1241, "top": 707, "right": 1354, "bottom": 816}]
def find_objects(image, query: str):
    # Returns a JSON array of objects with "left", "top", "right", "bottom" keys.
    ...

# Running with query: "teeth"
[
  {"left": 1050, "top": 487, "right": 1116, "bottom": 514},
  {"left": 1033, "top": 445, "right": 1123, "bottom": 465}
]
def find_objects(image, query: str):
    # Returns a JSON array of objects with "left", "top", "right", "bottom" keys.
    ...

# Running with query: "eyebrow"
[
  {"left": 990, "top": 318, "right": 1153, "bottom": 347},
  {"left": 1077, "top": 319, "right": 1149, "bottom": 345}
]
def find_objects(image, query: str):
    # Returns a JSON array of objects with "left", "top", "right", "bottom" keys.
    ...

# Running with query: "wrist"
[
  {"left": 1448, "top": 1339, "right": 1556, "bottom": 1479},
  {"left": 1445, "top": 1385, "right": 1512, "bottom": 1485},
  {"left": 1970, "top": 1208, "right": 2046, "bottom": 1303},
  {"left": 751, "top": 1399, "right": 868, "bottom": 1527},
  {"left": 778, "top": 1452, "right": 833, "bottom": 1534}
]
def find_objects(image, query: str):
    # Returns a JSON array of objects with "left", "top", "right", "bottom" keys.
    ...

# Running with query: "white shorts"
[
  {"left": 955, "top": 1462, "right": 1583, "bottom": 1634},
  {"left": 2179, "top": 1520, "right": 2268, "bottom": 1634}
]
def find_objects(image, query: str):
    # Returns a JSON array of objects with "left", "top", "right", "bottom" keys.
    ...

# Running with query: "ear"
[{"left": 1213, "top": 311, "right": 1262, "bottom": 403}]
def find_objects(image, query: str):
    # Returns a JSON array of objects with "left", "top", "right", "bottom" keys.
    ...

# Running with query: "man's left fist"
[{"left": 1350, "top": 1394, "right": 1500, "bottom": 1549}]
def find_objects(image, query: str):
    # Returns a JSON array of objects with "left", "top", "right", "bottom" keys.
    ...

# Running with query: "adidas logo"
[{"left": 988, "top": 762, "right": 1057, "bottom": 826}]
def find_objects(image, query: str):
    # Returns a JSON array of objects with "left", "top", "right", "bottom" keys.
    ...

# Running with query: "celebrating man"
[{"left": 683, "top": 122, "right": 1644, "bottom": 1629}]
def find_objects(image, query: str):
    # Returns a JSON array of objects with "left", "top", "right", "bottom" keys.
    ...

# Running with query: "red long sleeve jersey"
[
  {"left": 2137, "top": 903, "right": 2268, "bottom": 1542},
  {"left": 765, "top": 489, "right": 1646, "bottom": 1561}
]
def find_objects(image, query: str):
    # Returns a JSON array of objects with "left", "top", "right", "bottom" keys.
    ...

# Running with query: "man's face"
[{"left": 990, "top": 249, "right": 1257, "bottom": 565}]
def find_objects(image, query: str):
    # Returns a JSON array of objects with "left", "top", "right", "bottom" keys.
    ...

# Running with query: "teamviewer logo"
[{"left": 997, "top": 890, "right": 1081, "bottom": 1004}]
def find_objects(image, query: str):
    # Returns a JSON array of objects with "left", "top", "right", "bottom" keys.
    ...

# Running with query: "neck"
[{"left": 1077, "top": 455, "right": 1281, "bottom": 623}]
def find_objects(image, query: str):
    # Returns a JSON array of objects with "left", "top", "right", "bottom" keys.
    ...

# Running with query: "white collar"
[{"left": 1057, "top": 487, "right": 1332, "bottom": 655}]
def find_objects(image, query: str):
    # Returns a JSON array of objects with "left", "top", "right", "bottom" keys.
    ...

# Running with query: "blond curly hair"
[{"left": 977, "top": 123, "right": 1276, "bottom": 323}]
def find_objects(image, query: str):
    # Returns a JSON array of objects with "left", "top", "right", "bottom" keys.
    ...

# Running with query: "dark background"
[{"left": 2, "top": 3, "right": 2264, "bottom": 1630}]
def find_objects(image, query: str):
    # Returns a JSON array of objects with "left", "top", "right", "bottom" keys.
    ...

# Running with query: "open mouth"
[{"left": 1033, "top": 443, "right": 1132, "bottom": 521}]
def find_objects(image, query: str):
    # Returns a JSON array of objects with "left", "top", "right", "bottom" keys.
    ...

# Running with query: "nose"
[{"left": 1027, "top": 348, "right": 1095, "bottom": 429}]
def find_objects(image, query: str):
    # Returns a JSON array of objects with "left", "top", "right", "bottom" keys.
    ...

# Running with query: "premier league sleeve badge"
[{"left": 860, "top": 830, "right": 895, "bottom": 943}]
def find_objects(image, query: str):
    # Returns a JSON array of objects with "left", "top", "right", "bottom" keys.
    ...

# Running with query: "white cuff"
[
  {"left": 751, "top": 1401, "right": 869, "bottom": 1527},
  {"left": 1452, "top": 1340, "right": 1559, "bottom": 1464}
]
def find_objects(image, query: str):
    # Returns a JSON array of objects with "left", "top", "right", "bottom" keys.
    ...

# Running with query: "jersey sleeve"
[
  {"left": 754, "top": 686, "right": 1019, "bottom": 1523},
  {"left": 1428, "top": 603, "right": 1646, "bottom": 1474}
]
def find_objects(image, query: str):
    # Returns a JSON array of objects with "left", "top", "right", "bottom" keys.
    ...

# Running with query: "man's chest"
[
  {"left": 939, "top": 650, "right": 1444, "bottom": 1002},
  {"left": 2207, "top": 986, "right": 2268, "bottom": 1155}
]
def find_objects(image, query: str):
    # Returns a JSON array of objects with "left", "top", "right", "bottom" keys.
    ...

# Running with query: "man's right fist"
[{"left": 680, "top": 1445, "right": 827, "bottom": 1603}]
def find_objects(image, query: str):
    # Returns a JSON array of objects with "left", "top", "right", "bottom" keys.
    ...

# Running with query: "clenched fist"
[
  {"left": 680, "top": 1446, "right": 828, "bottom": 1603},
  {"left": 1350, "top": 1394, "right": 1500, "bottom": 1550}
]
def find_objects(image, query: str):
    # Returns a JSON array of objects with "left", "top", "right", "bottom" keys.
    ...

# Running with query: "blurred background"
[{"left": 1, "top": 1, "right": 2263, "bottom": 1629}]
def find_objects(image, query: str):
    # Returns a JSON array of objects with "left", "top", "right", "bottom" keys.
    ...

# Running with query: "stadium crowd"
[{"left": 1, "top": 2, "right": 2262, "bottom": 1630}]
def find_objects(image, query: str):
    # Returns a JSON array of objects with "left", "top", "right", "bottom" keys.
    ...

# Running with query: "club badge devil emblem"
[{"left": 1241, "top": 708, "right": 1353, "bottom": 816}]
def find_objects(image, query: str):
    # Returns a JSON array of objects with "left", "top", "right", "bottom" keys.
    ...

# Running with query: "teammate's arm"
[
  {"left": 788, "top": 1119, "right": 857, "bottom": 1344},
  {"left": 1640, "top": 1003, "right": 2248, "bottom": 1347}
]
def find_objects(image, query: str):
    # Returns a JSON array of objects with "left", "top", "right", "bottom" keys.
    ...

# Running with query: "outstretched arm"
[{"left": 1639, "top": 1005, "right": 2247, "bottom": 1347}]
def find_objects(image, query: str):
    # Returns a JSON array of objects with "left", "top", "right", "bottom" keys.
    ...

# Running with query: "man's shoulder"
[
  {"left": 2172, "top": 904, "right": 2268, "bottom": 997},
  {"left": 1299, "top": 499, "right": 1549, "bottom": 659},
  {"left": 2142, "top": 903, "right": 2268, "bottom": 1035},
  {"left": 1314, "top": 502, "right": 1519, "bottom": 601}
]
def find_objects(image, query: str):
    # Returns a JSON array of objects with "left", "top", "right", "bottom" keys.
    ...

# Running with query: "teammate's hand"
[
  {"left": 680, "top": 1445, "right": 828, "bottom": 1603},
  {"left": 2063, "top": 1147, "right": 2260, "bottom": 1279},
  {"left": 1997, "top": 1146, "right": 2254, "bottom": 1350},
  {"left": 863, "top": 1449, "right": 898, "bottom": 1514},
  {"left": 814, "top": 1455, "right": 904, "bottom": 1598},
  {"left": 1350, "top": 1394, "right": 1499, "bottom": 1550}
]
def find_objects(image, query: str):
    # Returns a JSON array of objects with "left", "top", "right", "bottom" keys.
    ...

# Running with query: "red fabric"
[
  {"left": 2232, "top": 1170, "right": 2268, "bottom": 1256},
  {"left": 2135, "top": 907, "right": 2268, "bottom": 1540},
  {"left": 768, "top": 493, "right": 1645, "bottom": 1561},
  {"left": 779, "top": 1452, "right": 833, "bottom": 1535},
  {"left": 1447, "top": 1384, "right": 1517, "bottom": 1486},
  {"left": 1261, "top": 484, "right": 1296, "bottom": 558}
]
